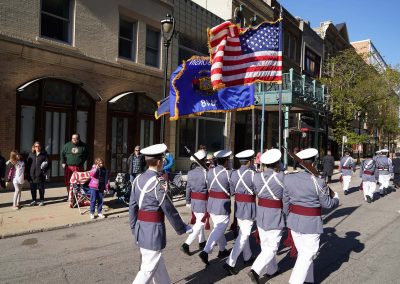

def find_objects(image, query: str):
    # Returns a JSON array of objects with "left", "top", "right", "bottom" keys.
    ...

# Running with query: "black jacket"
[
  {"left": 322, "top": 155, "right": 335, "bottom": 176},
  {"left": 26, "top": 151, "right": 50, "bottom": 183}
]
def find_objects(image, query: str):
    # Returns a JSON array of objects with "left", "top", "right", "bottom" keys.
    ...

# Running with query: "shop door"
[
  {"left": 45, "top": 111, "right": 68, "bottom": 179},
  {"left": 110, "top": 116, "right": 129, "bottom": 174}
]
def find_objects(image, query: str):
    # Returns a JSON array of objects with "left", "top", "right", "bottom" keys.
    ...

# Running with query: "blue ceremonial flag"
[
  {"left": 168, "top": 56, "right": 254, "bottom": 120},
  {"left": 155, "top": 96, "right": 170, "bottom": 119}
]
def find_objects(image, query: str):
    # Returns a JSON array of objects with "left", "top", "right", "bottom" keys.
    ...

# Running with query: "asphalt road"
[{"left": 1, "top": 173, "right": 400, "bottom": 284}]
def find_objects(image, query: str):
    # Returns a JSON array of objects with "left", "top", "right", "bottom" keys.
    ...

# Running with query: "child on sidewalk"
[
  {"left": 88, "top": 158, "right": 109, "bottom": 219},
  {"left": 8, "top": 150, "right": 25, "bottom": 209}
]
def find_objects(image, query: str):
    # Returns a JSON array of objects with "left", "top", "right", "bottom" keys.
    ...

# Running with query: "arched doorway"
[
  {"left": 107, "top": 92, "right": 159, "bottom": 174},
  {"left": 16, "top": 78, "right": 96, "bottom": 180}
]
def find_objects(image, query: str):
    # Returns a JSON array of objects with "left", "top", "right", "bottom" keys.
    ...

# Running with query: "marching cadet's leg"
[
  {"left": 152, "top": 254, "right": 171, "bottom": 284},
  {"left": 203, "top": 214, "right": 229, "bottom": 254},
  {"left": 288, "top": 231, "right": 320, "bottom": 284},
  {"left": 379, "top": 175, "right": 385, "bottom": 195},
  {"left": 133, "top": 248, "right": 166, "bottom": 284},
  {"left": 184, "top": 212, "right": 205, "bottom": 246},
  {"left": 226, "top": 218, "right": 253, "bottom": 267},
  {"left": 342, "top": 176, "right": 351, "bottom": 194},
  {"left": 251, "top": 228, "right": 282, "bottom": 277}
]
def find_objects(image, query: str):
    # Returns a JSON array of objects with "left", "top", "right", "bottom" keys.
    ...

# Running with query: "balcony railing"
[{"left": 254, "top": 68, "right": 326, "bottom": 111}]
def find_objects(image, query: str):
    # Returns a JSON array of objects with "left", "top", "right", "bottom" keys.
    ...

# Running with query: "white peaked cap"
[
  {"left": 190, "top": 150, "right": 207, "bottom": 161},
  {"left": 296, "top": 148, "right": 318, "bottom": 160},
  {"left": 140, "top": 143, "right": 167, "bottom": 156},
  {"left": 214, "top": 149, "right": 232, "bottom": 158},
  {"left": 260, "top": 148, "right": 281, "bottom": 164},
  {"left": 380, "top": 149, "right": 389, "bottom": 153},
  {"left": 375, "top": 150, "right": 381, "bottom": 154},
  {"left": 235, "top": 149, "right": 255, "bottom": 159}
]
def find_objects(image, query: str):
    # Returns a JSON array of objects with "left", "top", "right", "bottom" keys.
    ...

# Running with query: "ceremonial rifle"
[
  {"left": 184, "top": 146, "right": 209, "bottom": 171},
  {"left": 282, "top": 146, "right": 335, "bottom": 198}
]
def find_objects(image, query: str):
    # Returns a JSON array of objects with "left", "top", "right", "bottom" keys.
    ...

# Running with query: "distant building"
[{"left": 351, "top": 39, "right": 388, "bottom": 73}]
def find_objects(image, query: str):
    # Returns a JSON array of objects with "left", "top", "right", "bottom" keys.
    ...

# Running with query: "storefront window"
[{"left": 177, "top": 115, "right": 225, "bottom": 157}]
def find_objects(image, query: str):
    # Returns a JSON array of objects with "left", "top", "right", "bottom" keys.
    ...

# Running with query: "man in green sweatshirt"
[{"left": 61, "top": 134, "right": 89, "bottom": 198}]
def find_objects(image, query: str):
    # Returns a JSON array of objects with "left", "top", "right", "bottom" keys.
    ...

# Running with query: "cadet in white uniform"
[
  {"left": 224, "top": 149, "right": 256, "bottom": 275},
  {"left": 249, "top": 149, "right": 285, "bottom": 284},
  {"left": 339, "top": 150, "right": 355, "bottom": 195},
  {"left": 129, "top": 144, "right": 192, "bottom": 284},
  {"left": 283, "top": 148, "right": 340, "bottom": 284},
  {"left": 199, "top": 150, "right": 232, "bottom": 265},
  {"left": 182, "top": 150, "right": 208, "bottom": 255},
  {"left": 375, "top": 149, "right": 393, "bottom": 196}
]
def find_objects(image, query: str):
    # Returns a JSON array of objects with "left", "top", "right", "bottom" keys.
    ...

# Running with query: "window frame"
[
  {"left": 118, "top": 17, "right": 138, "bottom": 61},
  {"left": 145, "top": 26, "right": 161, "bottom": 68},
  {"left": 40, "top": 0, "right": 74, "bottom": 44}
]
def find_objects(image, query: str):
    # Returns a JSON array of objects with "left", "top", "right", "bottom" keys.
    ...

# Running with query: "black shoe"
[
  {"left": 199, "top": 251, "right": 209, "bottom": 265},
  {"left": 366, "top": 196, "right": 372, "bottom": 203},
  {"left": 248, "top": 269, "right": 260, "bottom": 284},
  {"left": 344, "top": 191, "right": 348, "bottom": 195},
  {"left": 199, "top": 241, "right": 206, "bottom": 250},
  {"left": 380, "top": 192, "right": 385, "bottom": 197},
  {"left": 217, "top": 249, "right": 230, "bottom": 258},
  {"left": 392, "top": 187, "right": 397, "bottom": 192},
  {"left": 243, "top": 255, "right": 256, "bottom": 265},
  {"left": 181, "top": 243, "right": 190, "bottom": 256},
  {"left": 223, "top": 263, "right": 239, "bottom": 275}
]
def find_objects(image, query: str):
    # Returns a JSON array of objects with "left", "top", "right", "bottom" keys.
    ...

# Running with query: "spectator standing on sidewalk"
[
  {"left": 8, "top": 150, "right": 25, "bottom": 210},
  {"left": 127, "top": 146, "right": 146, "bottom": 182},
  {"left": 61, "top": 133, "right": 88, "bottom": 198},
  {"left": 0, "top": 151, "right": 6, "bottom": 188},
  {"left": 26, "top": 142, "right": 49, "bottom": 206},
  {"left": 162, "top": 149, "right": 174, "bottom": 182},
  {"left": 392, "top": 152, "right": 400, "bottom": 188},
  {"left": 88, "top": 158, "right": 109, "bottom": 220},
  {"left": 322, "top": 150, "right": 335, "bottom": 184}
]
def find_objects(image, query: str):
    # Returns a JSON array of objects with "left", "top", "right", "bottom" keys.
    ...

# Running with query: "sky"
[{"left": 278, "top": 0, "right": 400, "bottom": 67}]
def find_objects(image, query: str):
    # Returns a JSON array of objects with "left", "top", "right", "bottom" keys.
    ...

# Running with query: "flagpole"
[
  {"left": 278, "top": 7, "right": 283, "bottom": 153},
  {"left": 260, "top": 83, "right": 265, "bottom": 155}
]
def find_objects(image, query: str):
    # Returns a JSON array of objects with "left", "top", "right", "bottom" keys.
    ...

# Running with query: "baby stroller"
[
  {"left": 68, "top": 171, "right": 91, "bottom": 214},
  {"left": 167, "top": 172, "right": 187, "bottom": 200},
  {"left": 111, "top": 173, "right": 131, "bottom": 206}
]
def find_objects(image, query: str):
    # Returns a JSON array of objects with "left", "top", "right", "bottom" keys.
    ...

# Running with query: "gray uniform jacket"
[
  {"left": 283, "top": 171, "right": 339, "bottom": 234},
  {"left": 375, "top": 155, "right": 393, "bottom": 175},
  {"left": 207, "top": 165, "right": 232, "bottom": 215},
  {"left": 185, "top": 166, "right": 208, "bottom": 213},
  {"left": 253, "top": 168, "right": 285, "bottom": 231},
  {"left": 230, "top": 165, "right": 256, "bottom": 221},
  {"left": 129, "top": 169, "right": 187, "bottom": 251},
  {"left": 360, "top": 158, "right": 376, "bottom": 182},
  {"left": 340, "top": 156, "right": 355, "bottom": 176}
]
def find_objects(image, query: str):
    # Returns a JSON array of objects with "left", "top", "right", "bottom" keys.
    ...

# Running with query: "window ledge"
[
  {"left": 35, "top": 36, "right": 78, "bottom": 52},
  {"left": 116, "top": 57, "right": 163, "bottom": 77}
]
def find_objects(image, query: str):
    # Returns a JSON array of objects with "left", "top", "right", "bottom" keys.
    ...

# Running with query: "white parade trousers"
[
  {"left": 288, "top": 231, "right": 320, "bottom": 284},
  {"left": 378, "top": 174, "right": 390, "bottom": 193},
  {"left": 226, "top": 218, "right": 253, "bottom": 266},
  {"left": 203, "top": 214, "right": 229, "bottom": 254},
  {"left": 342, "top": 175, "right": 351, "bottom": 192},
  {"left": 251, "top": 228, "right": 282, "bottom": 276},
  {"left": 133, "top": 248, "right": 170, "bottom": 284},
  {"left": 185, "top": 212, "right": 206, "bottom": 245},
  {"left": 363, "top": 181, "right": 376, "bottom": 200}
]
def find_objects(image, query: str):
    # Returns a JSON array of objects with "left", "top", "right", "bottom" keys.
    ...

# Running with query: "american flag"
[{"left": 209, "top": 21, "right": 282, "bottom": 89}]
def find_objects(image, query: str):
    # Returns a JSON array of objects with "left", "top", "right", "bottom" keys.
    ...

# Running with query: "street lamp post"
[{"left": 160, "top": 14, "right": 175, "bottom": 143}]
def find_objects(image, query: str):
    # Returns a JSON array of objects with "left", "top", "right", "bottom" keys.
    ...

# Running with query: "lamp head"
[{"left": 161, "top": 14, "right": 175, "bottom": 36}]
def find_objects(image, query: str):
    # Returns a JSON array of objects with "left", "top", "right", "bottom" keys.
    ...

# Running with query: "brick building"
[{"left": 0, "top": 0, "right": 174, "bottom": 179}]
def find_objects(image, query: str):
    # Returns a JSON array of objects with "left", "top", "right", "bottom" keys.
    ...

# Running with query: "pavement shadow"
[
  {"left": 0, "top": 195, "right": 67, "bottom": 208},
  {"left": 322, "top": 206, "right": 359, "bottom": 225},
  {"left": 104, "top": 198, "right": 129, "bottom": 209},
  {"left": 314, "top": 228, "right": 364, "bottom": 283}
]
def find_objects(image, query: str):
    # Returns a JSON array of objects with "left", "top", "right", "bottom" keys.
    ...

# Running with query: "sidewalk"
[{"left": 0, "top": 184, "right": 186, "bottom": 239}]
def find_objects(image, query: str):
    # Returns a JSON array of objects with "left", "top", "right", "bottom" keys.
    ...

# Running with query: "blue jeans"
[
  {"left": 30, "top": 182, "right": 45, "bottom": 201},
  {"left": 90, "top": 188, "right": 103, "bottom": 214}
]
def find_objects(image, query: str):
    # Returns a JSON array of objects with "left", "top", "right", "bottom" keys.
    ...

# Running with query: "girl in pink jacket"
[{"left": 88, "top": 158, "right": 109, "bottom": 219}]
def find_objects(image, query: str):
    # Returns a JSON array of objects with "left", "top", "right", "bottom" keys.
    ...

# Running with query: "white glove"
[
  {"left": 334, "top": 192, "right": 339, "bottom": 200},
  {"left": 185, "top": 225, "right": 193, "bottom": 234},
  {"left": 186, "top": 203, "right": 191, "bottom": 208},
  {"left": 62, "top": 163, "right": 66, "bottom": 169},
  {"left": 284, "top": 170, "right": 288, "bottom": 175}
]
